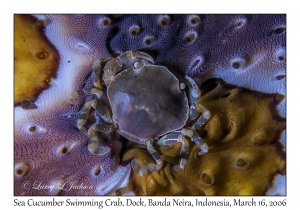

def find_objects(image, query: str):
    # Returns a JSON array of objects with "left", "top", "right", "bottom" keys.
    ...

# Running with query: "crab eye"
[{"left": 180, "top": 83, "right": 186, "bottom": 90}]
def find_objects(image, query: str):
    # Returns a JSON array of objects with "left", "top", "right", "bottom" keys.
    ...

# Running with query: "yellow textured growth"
[
  {"left": 121, "top": 79, "right": 286, "bottom": 196},
  {"left": 14, "top": 15, "right": 59, "bottom": 106}
]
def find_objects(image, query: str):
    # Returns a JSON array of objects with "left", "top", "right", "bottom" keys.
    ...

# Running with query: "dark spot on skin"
[
  {"left": 190, "top": 59, "right": 200, "bottom": 70},
  {"left": 68, "top": 61, "right": 70, "bottom": 63},
  {"left": 145, "top": 39, "right": 151, "bottom": 45},
  {"left": 276, "top": 75, "right": 286, "bottom": 80},
  {"left": 158, "top": 15, "right": 171, "bottom": 26},
  {"left": 28, "top": 126, "right": 36, "bottom": 132},
  {"left": 103, "top": 20, "right": 109, "bottom": 26},
  {"left": 188, "top": 15, "right": 201, "bottom": 25},
  {"left": 274, "top": 27, "right": 286, "bottom": 34},
  {"left": 61, "top": 147, "right": 68, "bottom": 154},
  {"left": 269, "top": 26, "right": 286, "bottom": 36},
  {"left": 236, "top": 159, "right": 248, "bottom": 167},
  {"left": 16, "top": 169, "right": 23, "bottom": 175},
  {"left": 129, "top": 25, "right": 141, "bottom": 36},
  {"left": 15, "top": 163, "right": 30, "bottom": 177},
  {"left": 232, "top": 62, "right": 240, "bottom": 69},
  {"left": 235, "top": 20, "right": 244, "bottom": 27},
  {"left": 37, "top": 52, "right": 46, "bottom": 59},
  {"left": 184, "top": 32, "right": 196, "bottom": 44},
  {"left": 278, "top": 56, "right": 284, "bottom": 61},
  {"left": 94, "top": 167, "right": 101, "bottom": 176},
  {"left": 99, "top": 17, "right": 112, "bottom": 27},
  {"left": 134, "top": 75, "right": 137, "bottom": 78},
  {"left": 131, "top": 30, "right": 137, "bottom": 35}
]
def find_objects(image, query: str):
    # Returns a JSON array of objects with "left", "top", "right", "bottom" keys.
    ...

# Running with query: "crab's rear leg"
[
  {"left": 78, "top": 100, "right": 114, "bottom": 154},
  {"left": 191, "top": 104, "right": 211, "bottom": 130},
  {"left": 70, "top": 57, "right": 110, "bottom": 105},
  {"left": 185, "top": 75, "right": 202, "bottom": 121},
  {"left": 157, "top": 132, "right": 189, "bottom": 170},
  {"left": 157, "top": 128, "right": 209, "bottom": 170},
  {"left": 70, "top": 88, "right": 103, "bottom": 105},
  {"left": 92, "top": 57, "right": 111, "bottom": 88},
  {"left": 132, "top": 139, "right": 163, "bottom": 177},
  {"left": 87, "top": 124, "right": 114, "bottom": 155},
  {"left": 76, "top": 99, "right": 112, "bottom": 131},
  {"left": 184, "top": 75, "right": 211, "bottom": 133},
  {"left": 181, "top": 128, "right": 209, "bottom": 155}
]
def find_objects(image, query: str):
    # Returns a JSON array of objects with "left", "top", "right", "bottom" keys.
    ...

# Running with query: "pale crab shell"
[{"left": 107, "top": 64, "right": 189, "bottom": 144}]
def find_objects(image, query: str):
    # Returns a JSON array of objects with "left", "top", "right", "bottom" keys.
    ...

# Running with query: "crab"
[{"left": 70, "top": 50, "right": 210, "bottom": 176}]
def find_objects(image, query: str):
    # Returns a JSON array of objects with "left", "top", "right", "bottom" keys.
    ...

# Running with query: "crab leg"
[
  {"left": 181, "top": 128, "right": 209, "bottom": 155},
  {"left": 87, "top": 124, "right": 110, "bottom": 155},
  {"left": 132, "top": 139, "right": 163, "bottom": 177},
  {"left": 70, "top": 57, "right": 111, "bottom": 105},
  {"left": 157, "top": 133, "right": 189, "bottom": 170},
  {"left": 92, "top": 57, "right": 111, "bottom": 88},
  {"left": 157, "top": 128, "right": 209, "bottom": 170},
  {"left": 76, "top": 101, "right": 93, "bottom": 132},
  {"left": 185, "top": 75, "right": 202, "bottom": 121},
  {"left": 191, "top": 104, "right": 211, "bottom": 130},
  {"left": 76, "top": 99, "right": 112, "bottom": 132},
  {"left": 70, "top": 88, "right": 103, "bottom": 105},
  {"left": 90, "top": 100, "right": 113, "bottom": 124},
  {"left": 157, "top": 132, "right": 189, "bottom": 170},
  {"left": 185, "top": 76, "right": 211, "bottom": 129}
]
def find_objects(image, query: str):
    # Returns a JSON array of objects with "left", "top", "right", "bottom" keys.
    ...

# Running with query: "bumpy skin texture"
[
  {"left": 14, "top": 103, "right": 130, "bottom": 195},
  {"left": 14, "top": 15, "right": 60, "bottom": 107},
  {"left": 14, "top": 14, "right": 286, "bottom": 195},
  {"left": 122, "top": 79, "right": 286, "bottom": 195}
]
